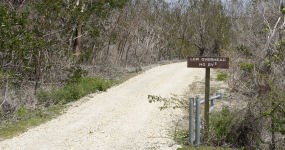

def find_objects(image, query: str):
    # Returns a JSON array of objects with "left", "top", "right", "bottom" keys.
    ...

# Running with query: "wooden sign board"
[
  {"left": 187, "top": 56, "right": 230, "bottom": 140},
  {"left": 187, "top": 57, "right": 229, "bottom": 69}
]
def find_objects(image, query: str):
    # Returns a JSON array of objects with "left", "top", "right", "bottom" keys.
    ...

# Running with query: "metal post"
[
  {"left": 219, "top": 91, "right": 223, "bottom": 99},
  {"left": 195, "top": 96, "right": 201, "bottom": 145},
  {"left": 210, "top": 98, "right": 214, "bottom": 107},
  {"left": 189, "top": 97, "right": 195, "bottom": 145},
  {"left": 216, "top": 91, "right": 223, "bottom": 99}
]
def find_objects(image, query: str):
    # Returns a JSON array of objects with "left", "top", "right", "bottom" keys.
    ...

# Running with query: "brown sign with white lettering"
[{"left": 187, "top": 57, "right": 229, "bottom": 69}]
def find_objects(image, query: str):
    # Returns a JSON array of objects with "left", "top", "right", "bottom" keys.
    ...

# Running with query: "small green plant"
[
  {"left": 66, "top": 66, "right": 88, "bottom": 84},
  {"left": 281, "top": 3, "right": 285, "bottom": 14},
  {"left": 239, "top": 63, "right": 254, "bottom": 72},
  {"left": 265, "top": 22, "right": 270, "bottom": 33},
  {"left": 16, "top": 106, "right": 28, "bottom": 118},
  {"left": 174, "top": 129, "right": 189, "bottom": 145},
  {"left": 0, "top": 71, "right": 9, "bottom": 80},
  {"left": 148, "top": 94, "right": 188, "bottom": 110},
  {"left": 216, "top": 72, "right": 228, "bottom": 81},
  {"left": 37, "top": 90, "right": 52, "bottom": 105},
  {"left": 209, "top": 107, "right": 235, "bottom": 146}
]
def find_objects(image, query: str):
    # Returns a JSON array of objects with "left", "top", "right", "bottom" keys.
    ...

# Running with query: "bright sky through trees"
[{"left": 164, "top": 0, "right": 179, "bottom": 3}]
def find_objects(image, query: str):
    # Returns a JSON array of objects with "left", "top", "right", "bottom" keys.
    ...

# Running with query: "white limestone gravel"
[{"left": 0, "top": 62, "right": 204, "bottom": 150}]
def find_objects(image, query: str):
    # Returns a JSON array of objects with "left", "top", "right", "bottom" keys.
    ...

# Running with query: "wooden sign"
[
  {"left": 187, "top": 57, "right": 229, "bottom": 69},
  {"left": 187, "top": 56, "right": 230, "bottom": 142}
]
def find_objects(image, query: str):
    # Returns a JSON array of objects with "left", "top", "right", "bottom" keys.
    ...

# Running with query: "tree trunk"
[
  {"left": 270, "top": 116, "right": 276, "bottom": 150},
  {"left": 34, "top": 50, "right": 42, "bottom": 95}
]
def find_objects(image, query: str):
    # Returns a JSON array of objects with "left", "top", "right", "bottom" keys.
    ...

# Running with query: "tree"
[
  {"left": 187, "top": 0, "right": 231, "bottom": 57},
  {"left": 0, "top": 3, "right": 45, "bottom": 92},
  {"left": 229, "top": 0, "right": 285, "bottom": 148}
]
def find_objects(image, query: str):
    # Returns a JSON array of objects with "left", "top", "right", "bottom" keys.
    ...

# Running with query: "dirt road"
[{"left": 0, "top": 62, "right": 204, "bottom": 150}]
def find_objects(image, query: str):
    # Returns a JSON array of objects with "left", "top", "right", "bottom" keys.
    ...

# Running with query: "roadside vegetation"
[
  {"left": 174, "top": 108, "right": 236, "bottom": 150},
  {"left": 0, "top": 76, "right": 114, "bottom": 140},
  {"left": 216, "top": 72, "right": 228, "bottom": 82},
  {"left": 0, "top": 69, "right": 141, "bottom": 140},
  {"left": 36, "top": 77, "right": 113, "bottom": 105},
  {"left": 148, "top": 72, "right": 232, "bottom": 148},
  {"left": 0, "top": 0, "right": 284, "bottom": 149},
  {"left": 148, "top": 71, "right": 260, "bottom": 149},
  {"left": 0, "top": 105, "right": 63, "bottom": 140}
]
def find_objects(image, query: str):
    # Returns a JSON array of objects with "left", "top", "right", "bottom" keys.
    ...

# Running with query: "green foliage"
[
  {"left": 110, "top": 31, "right": 119, "bottom": 43},
  {"left": 35, "top": 0, "right": 64, "bottom": 17},
  {"left": 280, "top": 3, "right": 285, "bottom": 14},
  {"left": 66, "top": 66, "right": 88, "bottom": 84},
  {"left": 0, "top": 105, "right": 63, "bottom": 139},
  {"left": 108, "top": 0, "right": 129, "bottom": 8},
  {"left": 34, "top": 0, "right": 129, "bottom": 24},
  {"left": 148, "top": 94, "right": 188, "bottom": 110},
  {"left": 216, "top": 72, "right": 228, "bottom": 81},
  {"left": 274, "top": 40, "right": 285, "bottom": 64},
  {"left": 0, "top": 0, "right": 130, "bottom": 85},
  {"left": 0, "top": 71, "right": 10, "bottom": 81},
  {"left": 90, "top": 27, "right": 100, "bottom": 38},
  {"left": 264, "top": 58, "right": 272, "bottom": 68},
  {"left": 37, "top": 77, "right": 114, "bottom": 105},
  {"left": 174, "top": 129, "right": 189, "bottom": 145},
  {"left": 239, "top": 63, "right": 254, "bottom": 72},
  {"left": 174, "top": 128, "right": 232, "bottom": 149},
  {"left": 36, "top": 90, "right": 51, "bottom": 105},
  {"left": 209, "top": 107, "right": 235, "bottom": 143},
  {"left": 261, "top": 85, "right": 285, "bottom": 135},
  {"left": 0, "top": 73, "right": 126, "bottom": 140},
  {"left": 265, "top": 22, "right": 270, "bottom": 33},
  {"left": 237, "top": 45, "right": 253, "bottom": 57},
  {"left": 0, "top": 3, "right": 47, "bottom": 82},
  {"left": 16, "top": 106, "right": 28, "bottom": 118}
]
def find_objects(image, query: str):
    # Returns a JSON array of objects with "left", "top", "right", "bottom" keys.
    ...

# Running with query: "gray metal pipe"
[
  {"left": 189, "top": 97, "right": 195, "bottom": 145},
  {"left": 195, "top": 96, "right": 201, "bottom": 145}
]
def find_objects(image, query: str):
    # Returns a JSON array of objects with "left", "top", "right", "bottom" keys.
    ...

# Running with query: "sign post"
[
  {"left": 187, "top": 57, "right": 229, "bottom": 141},
  {"left": 204, "top": 67, "right": 210, "bottom": 140}
]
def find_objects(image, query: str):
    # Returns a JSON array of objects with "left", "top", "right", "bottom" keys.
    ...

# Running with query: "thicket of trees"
[
  {"left": 227, "top": 1, "right": 285, "bottom": 149},
  {"left": 0, "top": 0, "right": 229, "bottom": 110},
  {"left": 0, "top": 0, "right": 284, "bottom": 149}
]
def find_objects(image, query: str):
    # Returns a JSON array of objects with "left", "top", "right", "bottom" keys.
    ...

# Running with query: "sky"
[
  {"left": 165, "top": 0, "right": 231, "bottom": 3},
  {"left": 164, "top": 0, "right": 179, "bottom": 3}
]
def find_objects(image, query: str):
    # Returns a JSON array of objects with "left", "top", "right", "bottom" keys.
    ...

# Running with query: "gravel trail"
[{"left": 0, "top": 62, "right": 204, "bottom": 150}]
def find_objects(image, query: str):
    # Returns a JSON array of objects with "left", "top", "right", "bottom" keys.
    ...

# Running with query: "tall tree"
[{"left": 187, "top": 0, "right": 231, "bottom": 56}]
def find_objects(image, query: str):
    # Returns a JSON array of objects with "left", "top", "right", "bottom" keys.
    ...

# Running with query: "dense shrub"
[
  {"left": 208, "top": 107, "right": 235, "bottom": 146},
  {"left": 208, "top": 107, "right": 264, "bottom": 149},
  {"left": 16, "top": 106, "right": 28, "bottom": 118},
  {"left": 216, "top": 72, "right": 228, "bottom": 81},
  {"left": 37, "top": 77, "right": 113, "bottom": 105},
  {"left": 239, "top": 63, "right": 254, "bottom": 72}
]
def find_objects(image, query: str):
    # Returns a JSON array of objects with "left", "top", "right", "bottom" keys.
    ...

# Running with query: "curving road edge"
[{"left": 0, "top": 62, "right": 205, "bottom": 150}]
